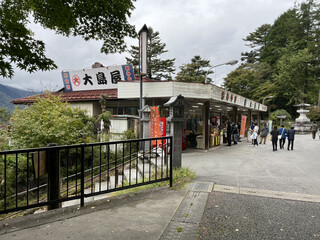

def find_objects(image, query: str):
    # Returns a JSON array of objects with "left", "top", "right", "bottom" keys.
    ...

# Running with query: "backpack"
[{"left": 258, "top": 128, "right": 261, "bottom": 135}]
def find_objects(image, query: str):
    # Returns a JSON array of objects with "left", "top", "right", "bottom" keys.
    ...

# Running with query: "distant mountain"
[{"left": 0, "top": 83, "right": 39, "bottom": 112}]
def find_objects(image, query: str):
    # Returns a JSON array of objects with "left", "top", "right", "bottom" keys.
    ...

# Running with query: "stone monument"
[
  {"left": 293, "top": 103, "right": 313, "bottom": 133},
  {"left": 140, "top": 105, "right": 151, "bottom": 150},
  {"left": 164, "top": 95, "right": 189, "bottom": 168}
]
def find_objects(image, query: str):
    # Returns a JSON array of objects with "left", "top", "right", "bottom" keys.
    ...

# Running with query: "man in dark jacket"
[
  {"left": 271, "top": 126, "right": 279, "bottom": 151},
  {"left": 226, "top": 121, "right": 232, "bottom": 146},
  {"left": 259, "top": 123, "right": 269, "bottom": 144},
  {"left": 287, "top": 126, "right": 295, "bottom": 150},
  {"left": 232, "top": 122, "right": 239, "bottom": 144},
  {"left": 311, "top": 123, "right": 317, "bottom": 139}
]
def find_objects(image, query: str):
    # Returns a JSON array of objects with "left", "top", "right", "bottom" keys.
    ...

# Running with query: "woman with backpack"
[{"left": 278, "top": 124, "right": 287, "bottom": 149}]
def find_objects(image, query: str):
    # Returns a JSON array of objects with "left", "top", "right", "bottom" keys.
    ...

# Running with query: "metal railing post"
[
  {"left": 80, "top": 144, "right": 85, "bottom": 207},
  {"left": 47, "top": 143, "right": 61, "bottom": 210}
]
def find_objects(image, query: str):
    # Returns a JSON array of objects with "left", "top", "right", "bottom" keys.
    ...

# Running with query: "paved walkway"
[
  {"left": 183, "top": 133, "right": 320, "bottom": 195},
  {"left": 0, "top": 134, "right": 319, "bottom": 239}
]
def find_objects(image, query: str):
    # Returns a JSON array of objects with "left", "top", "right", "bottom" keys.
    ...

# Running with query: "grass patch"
[
  {"left": 177, "top": 227, "right": 183, "bottom": 232},
  {"left": 110, "top": 167, "right": 196, "bottom": 196}
]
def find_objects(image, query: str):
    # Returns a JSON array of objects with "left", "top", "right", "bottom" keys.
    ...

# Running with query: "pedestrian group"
[
  {"left": 225, "top": 121, "right": 299, "bottom": 151},
  {"left": 247, "top": 123, "right": 296, "bottom": 151},
  {"left": 270, "top": 125, "right": 295, "bottom": 151}
]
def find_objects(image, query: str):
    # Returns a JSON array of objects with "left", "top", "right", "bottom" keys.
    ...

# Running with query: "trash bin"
[{"left": 196, "top": 135, "right": 203, "bottom": 149}]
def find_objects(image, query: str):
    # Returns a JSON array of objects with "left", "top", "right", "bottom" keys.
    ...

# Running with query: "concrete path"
[
  {"left": 0, "top": 187, "right": 187, "bottom": 240},
  {"left": 181, "top": 134, "right": 320, "bottom": 239},
  {"left": 183, "top": 134, "right": 320, "bottom": 195}
]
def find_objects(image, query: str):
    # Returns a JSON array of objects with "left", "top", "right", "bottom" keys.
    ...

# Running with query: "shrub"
[{"left": 10, "top": 94, "right": 95, "bottom": 149}]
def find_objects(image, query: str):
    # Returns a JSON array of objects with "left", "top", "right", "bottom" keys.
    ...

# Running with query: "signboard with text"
[
  {"left": 240, "top": 115, "right": 247, "bottom": 138},
  {"left": 62, "top": 64, "right": 135, "bottom": 92},
  {"left": 150, "top": 106, "right": 161, "bottom": 146}
]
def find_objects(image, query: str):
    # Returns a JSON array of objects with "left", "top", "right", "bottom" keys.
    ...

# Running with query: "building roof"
[
  {"left": 11, "top": 77, "right": 161, "bottom": 105},
  {"left": 12, "top": 89, "right": 118, "bottom": 104},
  {"left": 118, "top": 81, "right": 268, "bottom": 112}
]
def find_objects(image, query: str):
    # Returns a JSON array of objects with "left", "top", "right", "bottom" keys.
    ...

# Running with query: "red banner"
[
  {"left": 150, "top": 106, "right": 161, "bottom": 146},
  {"left": 160, "top": 117, "right": 167, "bottom": 146},
  {"left": 240, "top": 115, "right": 247, "bottom": 138}
]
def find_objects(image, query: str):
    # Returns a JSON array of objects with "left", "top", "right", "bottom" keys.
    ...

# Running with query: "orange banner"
[
  {"left": 150, "top": 106, "right": 161, "bottom": 146},
  {"left": 240, "top": 115, "right": 247, "bottom": 138}
]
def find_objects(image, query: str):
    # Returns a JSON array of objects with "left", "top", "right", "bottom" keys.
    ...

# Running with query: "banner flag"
[
  {"left": 150, "top": 106, "right": 161, "bottom": 146},
  {"left": 240, "top": 115, "right": 247, "bottom": 138},
  {"left": 268, "top": 120, "right": 273, "bottom": 133}
]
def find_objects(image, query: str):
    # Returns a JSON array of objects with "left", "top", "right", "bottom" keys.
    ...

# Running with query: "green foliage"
[
  {"left": 307, "top": 106, "right": 320, "bottom": 121},
  {"left": 0, "top": 0, "right": 136, "bottom": 78},
  {"left": 274, "top": 46, "right": 317, "bottom": 105},
  {"left": 241, "top": 24, "right": 271, "bottom": 63},
  {"left": 126, "top": 27, "right": 176, "bottom": 80},
  {"left": 176, "top": 55, "right": 213, "bottom": 83},
  {"left": 0, "top": 107, "right": 10, "bottom": 123},
  {"left": 269, "top": 109, "right": 292, "bottom": 122},
  {"left": 261, "top": 8, "right": 305, "bottom": 66},
  {"left": 122, "top": 129, "right": 137, "bottom": 140},
  {"left": 0, "top": 126, "right": 10, "bottom": 151},
  {"left": 10, "top": 94, "right": 95, "bottom": 148},
  {"left": 224, "top": 62, "right": 273, "bottom": 99},
  {"left": 225, "top": 0, "right": 320, "bottom": 116},
  {"left": 96, "top": 111, "right": 112, "bottom": 133}
]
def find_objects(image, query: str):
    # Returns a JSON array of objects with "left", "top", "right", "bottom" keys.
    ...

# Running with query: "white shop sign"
[{"left": 62, "top": 64, "right": 135, "bottom": 92}]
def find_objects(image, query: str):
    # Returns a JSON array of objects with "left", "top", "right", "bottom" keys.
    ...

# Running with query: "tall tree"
[
  {"left": 0, "top": 106, "right": 10, "bottom": 124},
  {"left": 224, "top": 62, "right": 273, "bottom": 100},
  {"left": 0, "top": 0, "right": 136, "bottom": 78},
  {"left": 261, "top": 8, "right": 305, "bottom": 66},
  {"left": 241, "top": 24, "right": 271, "bottom": 64},
  {"left": 274, "top": 46, "right": 317, "bottom": 105},
  {"left": 224, "top": 0, "right": 320, "bottom": 116},
  {"left": 175, "top": 55, "right": 213, "bottom": 83},
  {"left": 126, "top": 27, "right": 175, "bottom": 80}
]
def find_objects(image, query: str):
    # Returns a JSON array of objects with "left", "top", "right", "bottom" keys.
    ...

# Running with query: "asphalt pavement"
[{"left": 0, "top": 133, "right": 319, "bottom": 239}]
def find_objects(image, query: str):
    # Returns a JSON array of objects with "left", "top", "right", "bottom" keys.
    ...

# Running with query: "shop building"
[{"left": 12, "top": 64, "right": 266, "bottom": 150}]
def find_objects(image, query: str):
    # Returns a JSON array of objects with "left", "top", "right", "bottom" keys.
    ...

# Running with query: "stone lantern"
[
  {"left": 293, "top": 103, "right": 313, "bottom": 133},
  {"left": 164, "top": 95, "right": 190, "bottom": 168},
  {"left": 139, "top": 105, "right": 151, "bottom": 150}
]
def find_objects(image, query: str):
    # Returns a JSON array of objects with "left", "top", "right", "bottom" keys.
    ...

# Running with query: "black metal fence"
[{"left": 0, "top": 136, "right": 172, "bottom": 215}]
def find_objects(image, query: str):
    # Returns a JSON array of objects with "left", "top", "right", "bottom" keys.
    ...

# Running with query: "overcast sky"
[{"left": 1, "top": 0, "right": 301, "bottom": 91}]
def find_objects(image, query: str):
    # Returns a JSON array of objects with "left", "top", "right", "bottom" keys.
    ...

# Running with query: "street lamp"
[
  {"left": 204, "top": 60, "right": 238, "bottom": 84},
  {"left": 139, "top": 24, "right": 148, "bottom": 139},
  {"left": 262, "top": 95, "right": 273, "bottom": 105},
  {"left": 262, "top": 95, "right": 274, "bottom": 118}
]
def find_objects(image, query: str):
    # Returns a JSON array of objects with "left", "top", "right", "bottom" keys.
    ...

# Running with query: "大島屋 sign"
[{"left": 61, "top": 64, "right": 135, "bottom": 92}]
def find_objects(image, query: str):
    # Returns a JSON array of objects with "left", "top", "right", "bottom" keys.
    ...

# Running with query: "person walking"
[
  {"left": 287, "top": 126, "right": 296, "bottom": 150},
  {"left": 226, "top": 121, "right": 232, "bottom": 146},
  {"left": 311, "top": 123, "right": 317, "bottom": 139},
  {"left": 250, "top": 123, "right": 255, "bottom": 145},
  {"left": 278, "top": 124, "right": 287, "bottom": 149},
  {"left": 232, "top": 122, "right": 239, "bottom": 144},
  {"left": 271, "top": 125, "right": 279, "bottom": 151},
  {"left": 252, "top": 122, "right": 259, "bottom": 146},
  {"left": 259, "top": 123, "right": 269, "bottom": 144}
]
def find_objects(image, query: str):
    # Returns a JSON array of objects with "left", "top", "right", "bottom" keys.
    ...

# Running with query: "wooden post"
[{"left": 232, "top": 107, "right": 238, "bottom": 123}]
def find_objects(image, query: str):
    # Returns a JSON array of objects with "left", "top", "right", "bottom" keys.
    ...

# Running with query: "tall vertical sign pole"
[{"left": 139, "top": 24, "right": 149, "bottom": 139}]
